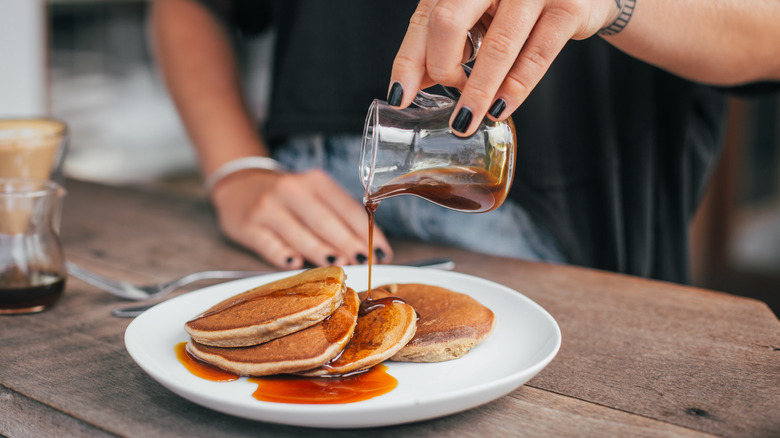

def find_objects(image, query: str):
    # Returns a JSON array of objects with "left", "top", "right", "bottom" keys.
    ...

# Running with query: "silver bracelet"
[{"left": 204, "top": 156, "right": 288, "bottom": 193}]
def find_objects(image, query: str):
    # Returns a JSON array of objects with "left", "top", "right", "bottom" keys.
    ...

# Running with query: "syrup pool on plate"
[{"left": 175, "top": 342, "right": 397, "bottom": 404}]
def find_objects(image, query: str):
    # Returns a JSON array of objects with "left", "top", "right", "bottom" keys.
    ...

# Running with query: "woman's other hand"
[{"left": 211, "top": 169, "right": 393, "bottom": 270}]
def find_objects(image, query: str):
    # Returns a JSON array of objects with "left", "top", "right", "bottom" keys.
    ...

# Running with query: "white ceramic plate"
[{"left": 125, "top": 265, "right": 561, "bottom": 428}]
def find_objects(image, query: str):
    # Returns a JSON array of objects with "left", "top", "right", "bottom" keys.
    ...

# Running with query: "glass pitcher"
[
  {"left": 360, "top": 90, "right": 516, "bottom": 213},
  {"left": 0, "top": 178, "right": 67, "bottom": 314}
]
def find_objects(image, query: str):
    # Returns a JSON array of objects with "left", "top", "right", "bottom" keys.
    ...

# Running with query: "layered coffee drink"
[
  {"left": 0, "top": 121, "right": 68, "bottom": 314},
  {"left": 0, "top": 119, "right": 66, "bottom": 179}
]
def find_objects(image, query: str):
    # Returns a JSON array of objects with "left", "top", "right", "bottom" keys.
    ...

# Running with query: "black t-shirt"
[{"left": 219, "top": 0, "right": 730, "bottom": 283}]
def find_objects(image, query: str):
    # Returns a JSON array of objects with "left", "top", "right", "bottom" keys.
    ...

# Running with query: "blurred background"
[
  {"left": 1, "top": 0, "right": 272, "bottom": 184},
  {"left": 2, "top": 0, "right": 778, "bottom": 314}
]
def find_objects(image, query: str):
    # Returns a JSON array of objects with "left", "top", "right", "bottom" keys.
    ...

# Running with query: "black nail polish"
[
  {"left": 356, "top": 253, "right": 368, "bottom": 264},
  {"left": 452, "top": 107, "right": 473, "bottom": 134},
  {"left": 488, "top": 98, "right": 506, "bottom": 119},
  {"left": 326, "top": 255, "right": 337, "bottom": 264},
  {"left": 387, "top": 82, "right": 403, "bottom": 107},
  {"left": 375, "top": 248, "right": 386, "bottom": 262}
]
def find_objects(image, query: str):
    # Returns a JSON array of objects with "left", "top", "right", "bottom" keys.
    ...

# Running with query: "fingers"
[
  {"left": 389, "top": 0, "right": 437, "bottom": 108},
  {"left": 238, "top": 226, "right": 305, "bottom": 270},
  {"left": 278, "top": 170, "right": 386, "bottom": 265},
  {"left": 263, "top": 198, "right": 352, "bottom": 267},
  {"left": 368, "top": 223, "right": 394, "bottom": 264},
  {"left": 478, "top": 7, "right": 579, "bottom": 126},
  {"left": 213, "top": 170, "right": 392, "bottom": 270},
  {"left": 451, "top": 0, "right": 545, "bottom": 135},
  {"left": 392, "top": 0, "right": 588, "bottom": 137},
  {"left": 308, "top": 170, "right": 393, "bottom": 264},
  {"left": 390, "top": 0, "right": 489, "bottom": 108},
  {"left": 425, "top": 0, "right": 490, "bottom": 88}
]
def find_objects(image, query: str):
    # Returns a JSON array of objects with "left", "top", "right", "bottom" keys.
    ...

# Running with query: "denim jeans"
[{"left": 274, "top": 135, "right": 566, "bottom": 263}]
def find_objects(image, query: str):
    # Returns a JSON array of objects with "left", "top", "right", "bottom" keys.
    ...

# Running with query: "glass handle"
[
  {"left": 410, "top": 22, "right": 483, "bottom": 108},
  {"left": 412, "top": 90, "right": 455, "bottom": 109}
]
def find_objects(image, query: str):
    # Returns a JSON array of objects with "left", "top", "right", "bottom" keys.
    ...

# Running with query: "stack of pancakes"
[{"left": 184, "top": 266, "right": 494, "bottom": 377}]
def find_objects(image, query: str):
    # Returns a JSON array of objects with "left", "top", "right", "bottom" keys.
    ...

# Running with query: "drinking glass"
[
  {"left": 0, "top": 178, "right": 67, "bottom": 314},
  {"left": 0, "top": 118, "right": 69, "bottom": 181}
]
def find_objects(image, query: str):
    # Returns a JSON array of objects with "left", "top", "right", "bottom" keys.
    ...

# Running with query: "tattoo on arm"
[{"left": 599, "top": 0, "right": 636, "bottom": 36}]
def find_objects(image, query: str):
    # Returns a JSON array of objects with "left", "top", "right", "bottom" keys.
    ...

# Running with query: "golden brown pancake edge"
[
  {"left": 383, "top": 283, "right": 495, "bottom": 363},
  {"left": 297, "top": 290, "right": 417, "bottom": 377},
  {"left": 184, "top": 266, "right": 347, "bottom": 347},
  {"left": 187, "top": 287, "right": 360, "bottom": 376}
]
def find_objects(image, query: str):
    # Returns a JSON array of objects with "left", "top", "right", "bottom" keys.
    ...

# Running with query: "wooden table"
[{"left": 1, "top": 180, "right": 778, "bottom": 437}]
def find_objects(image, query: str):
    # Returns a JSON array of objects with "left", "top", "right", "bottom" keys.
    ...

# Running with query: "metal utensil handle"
[{"left": 111, "top": 258, "right": 456, "bottom": 318}]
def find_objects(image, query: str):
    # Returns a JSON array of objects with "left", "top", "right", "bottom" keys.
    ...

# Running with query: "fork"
[
  {"left": 69, "top": 257, "right": 456, "bottom": 303},
  {"left": 66, "top": 261, "right": 270, "bottom": 301},
  {"left": 108, "top": 257, "right": 456, "bottom": 318}
]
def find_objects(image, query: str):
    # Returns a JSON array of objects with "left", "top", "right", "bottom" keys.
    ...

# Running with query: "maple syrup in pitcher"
[
  {"left": 360, "top": 90, "right": 516, "bottom": 296},
  {"left": 363, "top": 165, "right": 511, "bottom": 298}
]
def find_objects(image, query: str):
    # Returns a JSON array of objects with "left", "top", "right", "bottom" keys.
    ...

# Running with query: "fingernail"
[
  {"left": 356, "top": 253, "right": 368, "bottom": 264},
  {"left": 452, "top": 107, "right": 473, "bottom": 134},
  {"left": 488, "top": 98, "right": 506, "bottom": 119},
  {"left": 387, "top": 82, "right": 403, "bottom": 107},
  {"left": 374, "top": 248, "right": 386, "bottom": 262},
  {"left": 326, "top": 255, "right": 337, "bottom": 265}
]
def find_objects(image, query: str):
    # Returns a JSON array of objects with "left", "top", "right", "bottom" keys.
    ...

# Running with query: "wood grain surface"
[{"left": 1, "top": 180, "right": 777, "bottom": 437}]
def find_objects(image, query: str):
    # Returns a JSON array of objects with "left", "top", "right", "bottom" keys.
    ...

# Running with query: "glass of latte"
[{"left": 0, "top": 118, "right": 68, "bottom": 181}]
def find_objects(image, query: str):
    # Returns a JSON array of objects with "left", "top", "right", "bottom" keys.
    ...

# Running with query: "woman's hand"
[
  {"left": 391, "top": 0, "right": 780, "bottom": 135},
  {"left": 389, "top": 0, "right": 621, "bottom": 136},
  {"left": 153, "top": 0, "right": 393, "bottom": 270},
  {"left": 211, "top": 169, "right": 393, "bottom": 270}
]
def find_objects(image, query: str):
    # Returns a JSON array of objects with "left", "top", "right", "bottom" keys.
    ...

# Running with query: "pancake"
[
  {"left": 381, "top": 283, "right": 494, "bottom": 362},
  {"left": 298, "top": 289, "right": 417, "bottom": 376},
  {"left": 185, "top": 266, "right": 346, "bottom": 347},
  {"left": 187, "top": 287, "right": 360, "bottom": 376}
]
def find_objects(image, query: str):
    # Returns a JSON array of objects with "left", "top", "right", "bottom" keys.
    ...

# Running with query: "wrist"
[{"left": 204, "top": 156, "right": 288, "bottom": 193}]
